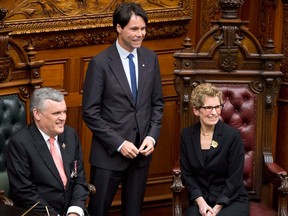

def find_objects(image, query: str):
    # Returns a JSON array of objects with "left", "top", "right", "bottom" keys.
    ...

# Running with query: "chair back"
[{"left": 0, "top": 95, "right": 27, "bottom": 195}]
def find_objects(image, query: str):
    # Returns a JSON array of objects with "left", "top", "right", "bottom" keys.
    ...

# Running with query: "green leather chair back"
[{"left": 0, "top": 94, "right": 26, "bottom": 196}]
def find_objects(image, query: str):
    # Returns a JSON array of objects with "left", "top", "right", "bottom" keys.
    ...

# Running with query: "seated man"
[{"left": 6, "top": 87, "right": 89, "bottom": 216}]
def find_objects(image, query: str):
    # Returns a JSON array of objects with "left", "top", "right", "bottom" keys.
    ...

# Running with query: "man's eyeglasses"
[{"left": 199, "top": 105, "right": 223, "bottom": 112}]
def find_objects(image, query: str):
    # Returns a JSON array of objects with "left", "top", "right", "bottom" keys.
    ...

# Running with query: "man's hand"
[
  {"left": 120, "top": 140, "right": 139, "bottom": 159},
  {"left": 139, "top": 138, "right": 154, "bottom": 156}
]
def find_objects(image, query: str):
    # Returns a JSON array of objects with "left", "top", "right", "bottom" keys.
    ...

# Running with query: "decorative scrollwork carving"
[
  {"left": 220, "top": 52, "right": 238, "bottom": 72},
  {"left": 218, "top": 0, "right": 244, "bottom": 19},
  {"left": 0, "top": 8, "right": 12, "bottom": 82},
  {"left": 250, "top": 81, "right": 264, "bottom": 93},
  {"left": 278, "top": 175, "right": 288, "bottom": 194},
  {"left": 0, "top": 57, "right": 10, "bottom": 82},
  {"left": 171, "top": 170, "right": 185, "bottom": 193},
  {"left": 19, "top": 86, "right": 30, "bottom": 100}
]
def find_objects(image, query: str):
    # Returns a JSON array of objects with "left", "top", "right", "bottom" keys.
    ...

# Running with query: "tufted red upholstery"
[
  {"left": 218, "top": 85, "right": 255, "bottom": 191},
  {"left": 218, "top": 85, "right": 277, "bottom": 215}
]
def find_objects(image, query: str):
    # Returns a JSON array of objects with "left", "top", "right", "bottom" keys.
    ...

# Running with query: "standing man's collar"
[{"left": 116, "top": 39, "right": 138, "bottom": 59}]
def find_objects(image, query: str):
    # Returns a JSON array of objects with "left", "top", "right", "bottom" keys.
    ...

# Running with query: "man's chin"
[
  {"left": 132, "top": 41, "right": 143, "bottom": 48},
  {"left": 56, "top": 126, "right": 65, "bottom": 133}
]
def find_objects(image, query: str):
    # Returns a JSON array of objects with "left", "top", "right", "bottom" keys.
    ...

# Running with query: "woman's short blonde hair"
[{"left": 190, "top": 83, "right": 223, "bottom": 108}]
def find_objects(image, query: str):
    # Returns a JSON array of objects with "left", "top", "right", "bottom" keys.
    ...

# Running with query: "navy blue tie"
[{"left": 128, "top": 53, "right": 137, "bottom": 103}]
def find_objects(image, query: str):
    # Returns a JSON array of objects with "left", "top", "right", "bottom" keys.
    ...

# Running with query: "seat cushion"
[{"left": 250, "top": 201, "right": 277, "bottom": 216}]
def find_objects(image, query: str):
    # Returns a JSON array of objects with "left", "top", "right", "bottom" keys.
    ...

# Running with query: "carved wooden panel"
[{"left": 1, "top": 0, "right": 193, "bottom": 49}]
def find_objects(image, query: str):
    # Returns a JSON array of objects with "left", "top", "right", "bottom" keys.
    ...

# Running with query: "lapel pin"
[
  {"left": 62, "top": 143, "right": 66, "bottom": 149},
  {"left": 142, "top": 64, "right": 145, "bottom": 67},
  {"left": 211, "top": 140, "right": 218, "bottom": 148}
]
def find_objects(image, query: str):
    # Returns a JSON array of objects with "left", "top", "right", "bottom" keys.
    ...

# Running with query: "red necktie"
[{"left": 49, "top": 137, "right": 67, "bottom": 188}]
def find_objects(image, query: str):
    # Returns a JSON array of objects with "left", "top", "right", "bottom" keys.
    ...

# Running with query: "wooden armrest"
[
  {"left": 263, "top": 153, "right": 288, "bottom": 215},
  {"left": 265, "top": 162, "right": 287, "bottom": 177},
  {"left": 0, "top": 190, "right": 13, "bottom": 206}
]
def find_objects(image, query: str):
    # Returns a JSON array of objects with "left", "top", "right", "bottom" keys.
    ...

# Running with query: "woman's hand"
[
  {"left": 212, "top": 204, "right": 223, "bottom": 215},
  {"left": 195, "top": 197, "right": 216, "bottom": 216}
]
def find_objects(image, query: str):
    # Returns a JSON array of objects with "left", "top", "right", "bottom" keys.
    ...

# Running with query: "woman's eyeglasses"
[{"left": 199, "top": 105, "right": 223, "bottom": 112}]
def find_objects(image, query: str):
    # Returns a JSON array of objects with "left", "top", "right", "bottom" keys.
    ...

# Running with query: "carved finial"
[
  {"left": 25, "top": 44, "right": 37, "bottom": 61},
  {"left": 218, "top": 0, "right": 244, "bottom": 19},
  {"left": 264, "top": 38, "right": 276, "bottom": 53},
  {"left": 182, "top": 36, "right": 192, "bottom": 49}
]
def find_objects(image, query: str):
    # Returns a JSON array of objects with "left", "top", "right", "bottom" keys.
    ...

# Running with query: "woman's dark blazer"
[{"left": 180, "top": 120, "right": 249, "bottom": 206}]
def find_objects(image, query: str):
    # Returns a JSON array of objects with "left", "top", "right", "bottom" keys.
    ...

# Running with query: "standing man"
[
  {"left": 7, "top": 87, "right": 89, "bottom": 216},
  {"left": 82, "top": 2, "right": 164, "bottom": 216}
]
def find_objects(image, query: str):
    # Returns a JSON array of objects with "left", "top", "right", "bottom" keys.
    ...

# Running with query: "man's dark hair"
[{"left": 113, "top": 2, "right": 148, "bottom": 32}]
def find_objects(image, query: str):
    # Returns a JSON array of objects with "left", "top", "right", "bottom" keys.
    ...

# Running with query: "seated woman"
[{"left": 180, "top": 83, "right": 249, "bottom": 216}]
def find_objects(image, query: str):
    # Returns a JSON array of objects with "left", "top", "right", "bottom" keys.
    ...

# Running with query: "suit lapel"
[
  {"left": 136, "top": 49, "right": 148, "bottom": 106},
  {"left": 213, "top": 120, "right": 224, "bottom": 151},
  {"left": 108, "top": 44, "right": 135, "bottom": 106},
  {"left": 31, "top": 124, "right": 65, "bottom": 187}
]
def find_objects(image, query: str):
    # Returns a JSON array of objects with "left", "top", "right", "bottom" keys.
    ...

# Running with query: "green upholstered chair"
[{"left": 0, "top": 95, "right": 27, "bottom": 205}]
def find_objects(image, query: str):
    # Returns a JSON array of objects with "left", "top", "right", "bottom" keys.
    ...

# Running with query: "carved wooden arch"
[{"left": 0, "top": 8, "right": 45, "bottom": 121}]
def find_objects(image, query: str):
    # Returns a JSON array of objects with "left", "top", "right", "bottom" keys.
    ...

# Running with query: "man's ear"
[
  {"left": 116, "top": 24, "right": 122, "bottom": 34},
  {"left": 192, "top": 107, "right": 200, "bottom": 116},
  {"left": 33, "top": 109, "right": 41, "bottom": 121}
]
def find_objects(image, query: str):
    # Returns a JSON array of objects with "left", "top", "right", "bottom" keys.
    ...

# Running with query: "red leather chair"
[{"left": 171, "top": 84, "right": 288, "bottom": 216}]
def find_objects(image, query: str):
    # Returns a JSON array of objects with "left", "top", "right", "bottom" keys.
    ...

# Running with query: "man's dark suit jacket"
[
  {"left": 6, "top": 123, "right": 89, "bottom": 215},
  {"left": 180, "top": 120, "right": 249, "bottom": 206},
  {"left": 82, "top": 42, "right": 164, "bottom": 171}
]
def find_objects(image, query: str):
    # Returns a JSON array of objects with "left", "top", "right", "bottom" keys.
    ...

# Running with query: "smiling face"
[
  {"left": 33, "top": 99, "right": 67, "bottom": 137},
  {"left": 117, "top": 14, "right": 146, "bottom": 52},
  {"left": 193, "top": 96, "right": 222, "bottom": 128}
]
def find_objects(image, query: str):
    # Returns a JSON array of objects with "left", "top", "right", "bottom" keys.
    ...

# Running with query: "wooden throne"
[{"left": 171, "top": 0, "right": 288, "bottom": 216}]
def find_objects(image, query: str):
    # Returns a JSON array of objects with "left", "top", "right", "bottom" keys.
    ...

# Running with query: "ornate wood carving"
[
  {"left": 0, "top": 8, "right": 44, "bottom": 89},
  {"left": 199, "top": 0, "right": 220, "bottom": 37},
  {"left": 218, "top": 0, "right": 244, "bottom": 18},
  {"left": 0, "top": 8, "right": 12, "bottom": 82},
  {"left": 282, "top": 2, "right": 288, "bottom": 82},
  {"left": 258, "top": 0, "right": 279, "bottom": 48},
  {"left": 1, "top": 0, "right": 193, "bottom": 50},
  {"left": 10, "top": 20, "right": 189, "bottom": 50}
]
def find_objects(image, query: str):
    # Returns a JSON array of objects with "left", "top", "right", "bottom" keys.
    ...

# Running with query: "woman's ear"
[{"left": 192, "top": 107, "right": 200, "bottom": 116}]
